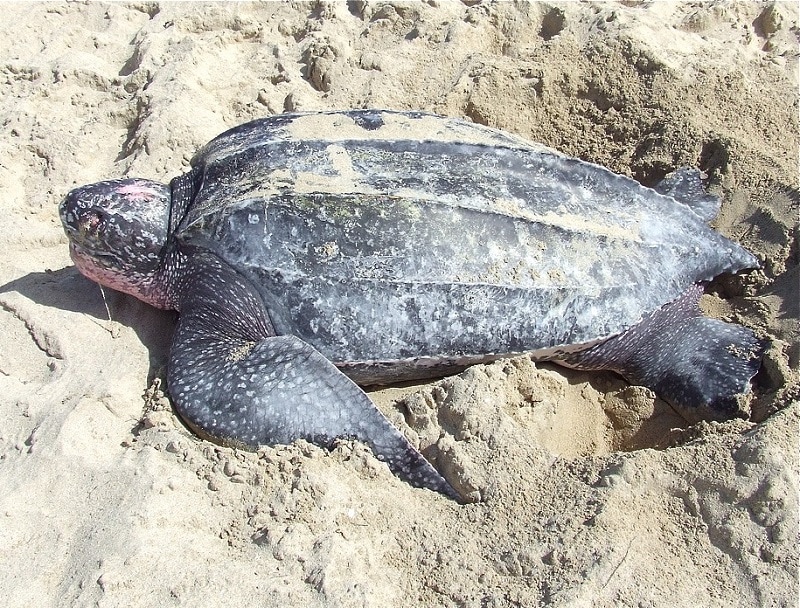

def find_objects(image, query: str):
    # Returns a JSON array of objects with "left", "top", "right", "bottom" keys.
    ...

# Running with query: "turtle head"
[{"left": 60, "top": 178, "right": 174, "bottom": 308}]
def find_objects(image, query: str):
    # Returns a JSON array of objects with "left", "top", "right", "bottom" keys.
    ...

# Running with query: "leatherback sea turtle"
[{"left": 60, "top": 110, "right": 764, "bottom": 500}]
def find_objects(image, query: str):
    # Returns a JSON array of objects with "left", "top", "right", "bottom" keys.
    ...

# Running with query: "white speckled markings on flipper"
[{"left": 166, "top": 248, "right": 461, "bottom": 500}]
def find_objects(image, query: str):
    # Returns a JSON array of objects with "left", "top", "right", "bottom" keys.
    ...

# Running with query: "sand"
[{"left": 0, "top": 1, "right": 797, "bottom": 606}]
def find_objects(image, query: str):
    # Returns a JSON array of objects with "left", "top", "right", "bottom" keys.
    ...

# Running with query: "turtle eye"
[{"left": 84, "top": 209, "right": 108, "bottom": 234}]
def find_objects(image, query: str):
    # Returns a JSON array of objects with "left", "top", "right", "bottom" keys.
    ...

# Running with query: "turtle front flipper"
[{"left": 167, "top": 250, "right": 460, "bottom": 501}]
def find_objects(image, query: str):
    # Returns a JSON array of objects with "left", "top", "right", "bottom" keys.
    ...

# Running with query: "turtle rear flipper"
[
  {"left": 167, "top": 250, "right": 460, "bottom": 500},
  {"left": 563, "top": 285, "right": 766, "bottom": 421},
  {"left": 654, "top": 168, "right": 721, "bottom": 222}
]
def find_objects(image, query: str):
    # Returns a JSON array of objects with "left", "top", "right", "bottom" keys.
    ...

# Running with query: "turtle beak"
[
  {"left": 60, "top": 196, "right": 105, "bottom": 252},
  {"left": 59, "top": 188, "right": 89, "bottom": 238}
]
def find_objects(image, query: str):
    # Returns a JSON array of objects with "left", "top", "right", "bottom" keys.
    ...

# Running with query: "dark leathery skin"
[{"left": 60, "top": 110, "right": 766, "bottom": 499}]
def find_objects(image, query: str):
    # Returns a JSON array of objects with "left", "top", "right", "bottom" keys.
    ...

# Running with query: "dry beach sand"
[{"left": 0, "top": 1, "right": 798, "bottom": 606}]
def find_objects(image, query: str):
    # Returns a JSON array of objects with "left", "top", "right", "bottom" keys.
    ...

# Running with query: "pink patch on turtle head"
[{"left": 116, "top": 183, "right": 164, "bottom": 201}]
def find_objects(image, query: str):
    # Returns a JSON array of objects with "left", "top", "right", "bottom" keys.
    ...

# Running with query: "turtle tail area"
[{"left": 562, "top": 285, "right": 766, "bottom": 422}]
